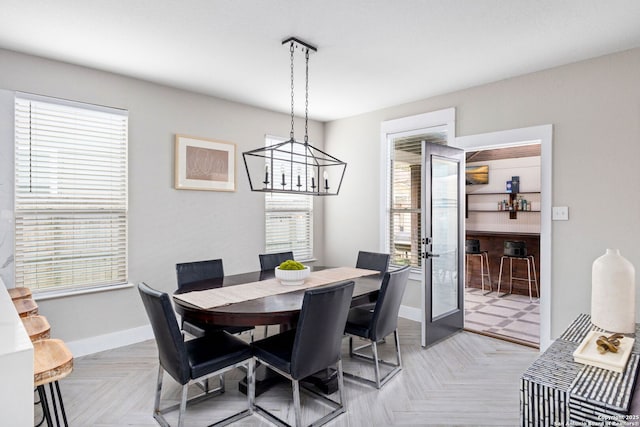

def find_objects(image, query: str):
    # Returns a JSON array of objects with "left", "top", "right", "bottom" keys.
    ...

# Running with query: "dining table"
[{"left": 172, "top": 265, "right": 383, "bottom": 395}]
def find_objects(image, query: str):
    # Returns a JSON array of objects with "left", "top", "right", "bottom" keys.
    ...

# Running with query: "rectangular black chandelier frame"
[{"left": 242, "top": 139, "right": 347, "bottom": 196}]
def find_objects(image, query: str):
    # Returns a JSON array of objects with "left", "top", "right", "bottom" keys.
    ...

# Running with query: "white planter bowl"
[{"left": 275, "top": 266, "right": 310, "bottom": 286}]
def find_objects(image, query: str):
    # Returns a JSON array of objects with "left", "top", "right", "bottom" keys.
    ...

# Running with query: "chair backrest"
[
  {"left": 259, "top": 252, "right": 294, "bottom": 271},
  {"left": 370, "top": 266, "right": 411, "bottom": 341},
  {"left": 137, "top": 282, "right": 190, "bottom": 385},
  {"left": 356, "top": 251, "right": 390, "bottom": 276},
  {"left": 176, "top": 259, "right": 224, "bottom": 289},
  {"left": 290, "top": 281, "right": 355, "bottom": 380}
]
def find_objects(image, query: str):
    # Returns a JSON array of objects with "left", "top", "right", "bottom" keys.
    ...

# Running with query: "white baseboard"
[
  {"left": 66, "top": 324, "right": 153, "bottom": 358},
  {"left": 399, "top": 305, "right": 421, "bottom": 322},
  {"left": 67, "top": 305, "right": 423, "bottom": 358}
]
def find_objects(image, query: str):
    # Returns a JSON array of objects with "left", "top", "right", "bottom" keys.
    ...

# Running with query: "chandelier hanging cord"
[
  {"left": 304, "top": 46, "right": 309, "bottom": 145},
  {"left": 289, "top": 40, "right": 295, "bottom": 140}
]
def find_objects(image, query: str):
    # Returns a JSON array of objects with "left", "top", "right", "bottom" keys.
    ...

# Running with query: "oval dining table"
[{"left": 172, "top": 265, "right": 383, "bottom": 395}]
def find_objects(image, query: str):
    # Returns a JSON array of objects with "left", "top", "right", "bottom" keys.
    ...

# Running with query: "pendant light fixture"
[{"left": 242, "top": 37, "right": 347, "bottom": 196}]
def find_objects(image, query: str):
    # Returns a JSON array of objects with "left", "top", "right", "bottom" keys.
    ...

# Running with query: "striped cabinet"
[{"left": 521, "top": 314, "right": 640, "bottom": 426}]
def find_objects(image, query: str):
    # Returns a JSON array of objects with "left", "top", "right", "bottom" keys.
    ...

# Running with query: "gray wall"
[
  {"left": 0, "top": 48, "right": 325, "bottom": 342},
  {"left": 324, "top": 47, "right": 640, "bottom": 339}
]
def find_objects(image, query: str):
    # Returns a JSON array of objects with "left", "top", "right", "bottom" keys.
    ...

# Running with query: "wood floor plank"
[{"left": 48, "top": 318, "right": 538, "bottom": 426}]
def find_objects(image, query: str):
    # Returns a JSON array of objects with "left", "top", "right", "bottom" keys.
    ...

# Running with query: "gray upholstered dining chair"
[
  {"left": 257, "top": 251, "right": 294, "bottom": 337},
  {"left": 352, "top": 250, "right": 391, "bottom": 311},
  {"left": 259, "top": 251, "right": 295, "bottom": 271},
  {"left": 175, "top": 259, "right": 254, "bottom": 339},
  {"left": 251, "top": 280, "right": 355, "bottom": 427},
  {"left": 137, "top": 282, "right": 255, "bottom": 427},
  {"left": 355, "top": 250, "right": 390, "bottom": 277},
  {"left": 343, "top": 265, "right": 411, "bottom": 389}
]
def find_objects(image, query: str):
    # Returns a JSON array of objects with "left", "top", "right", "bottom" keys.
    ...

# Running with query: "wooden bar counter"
[{"left": 465, "top": 231, "right": 540, "bottom": 297}]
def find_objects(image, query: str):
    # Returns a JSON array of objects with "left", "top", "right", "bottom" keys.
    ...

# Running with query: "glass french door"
[{"left": 422, "top": 142, "right": 464, "bottom": 347}]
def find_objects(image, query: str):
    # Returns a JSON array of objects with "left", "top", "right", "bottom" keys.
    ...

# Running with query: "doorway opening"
[
  {"left": 454, "top": 125, "right": 552, "bottom": 351},
  {"left": 463, "top": 143, "right": 541, "bottom": 348}
]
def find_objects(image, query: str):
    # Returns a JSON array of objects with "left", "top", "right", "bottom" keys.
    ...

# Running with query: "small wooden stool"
[
  {"left": 22, "top": 315, "right": 51, "bottom": 342},
  {"left": 13, "top": 298, "right": 38, "bottom": 317},
  {"left": 34, "top": 339, "right": 73, "bottom": 427},
  {"left": 8, "top": 286, "right": 32, "bottom": 301}
]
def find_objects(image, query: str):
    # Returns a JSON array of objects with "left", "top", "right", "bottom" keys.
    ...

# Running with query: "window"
[
  {"left": 264, "top": 136, "right": 313, "bottom": 260},
  {"left": 382, "top": 109, "right": 455, "bottom": 272},
  {"left": 14, "top": 93, "right": 128, "bottom": 293},
  {"left": 388, "top": 138, "right": 423, "bottom": 268}
]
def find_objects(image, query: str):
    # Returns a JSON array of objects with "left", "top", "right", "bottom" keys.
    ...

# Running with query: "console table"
[{"left": 521, "top": 314, "right": 640, "bottom": 426}]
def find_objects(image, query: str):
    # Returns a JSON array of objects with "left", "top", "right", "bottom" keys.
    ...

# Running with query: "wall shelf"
[{"left": 466, "top": 192, "right": 541, "bottom": 219}]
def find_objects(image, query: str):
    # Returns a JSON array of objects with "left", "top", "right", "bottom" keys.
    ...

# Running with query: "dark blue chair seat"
[{"left": 251, "top": 281, "right": 354, "bottom": 427}]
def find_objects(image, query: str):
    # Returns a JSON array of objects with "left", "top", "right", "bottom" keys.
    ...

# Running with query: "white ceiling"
[{"left": 1, "top": 0, "right": 640, "bottom": 121}]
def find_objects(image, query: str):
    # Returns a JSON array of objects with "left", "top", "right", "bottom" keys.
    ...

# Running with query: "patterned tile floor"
[{"left": 464, "top": 287, "right": 540, "bottom": 347}]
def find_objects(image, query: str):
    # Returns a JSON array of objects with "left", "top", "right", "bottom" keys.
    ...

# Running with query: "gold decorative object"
[{"left": 595, "top": 333, "right": 624, "bottom": 354}]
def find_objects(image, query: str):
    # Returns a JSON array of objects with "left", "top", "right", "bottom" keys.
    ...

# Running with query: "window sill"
[{"left": 33, "top": 282, "right": 134, "bottom": 301}]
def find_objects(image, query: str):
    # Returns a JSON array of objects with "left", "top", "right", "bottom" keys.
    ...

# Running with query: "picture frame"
[{"left": 175, "top": 134, "right": 236, "bottom": 191}]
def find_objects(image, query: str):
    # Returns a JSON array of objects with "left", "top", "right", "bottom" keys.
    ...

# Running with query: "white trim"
[
  {"left": 66, "top": 324, "right": 153, "bottom": 358},
  {"left": 33, "top": 282, "right": 134, "bottom": 301},
  {"left": 454, "top": 124, "right": 552, "bottom": 352}
]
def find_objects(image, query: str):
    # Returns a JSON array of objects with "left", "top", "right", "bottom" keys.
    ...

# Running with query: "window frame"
[
  {"left": 14, "top": 92, "right": 129, "bottom": 296},
  {"left": 380, "top": 109, "right": 456, "bottom": 276}
]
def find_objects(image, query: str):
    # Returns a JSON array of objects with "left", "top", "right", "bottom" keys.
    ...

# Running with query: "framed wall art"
[{"left": 174, "top": 135, "right": 236, "bottom": 191}]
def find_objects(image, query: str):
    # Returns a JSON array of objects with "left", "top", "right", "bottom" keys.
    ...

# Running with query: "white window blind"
[
  {"left": 264, "top": 136, "right": 313, "bottom": 260},
  {"left": 389, "top": 139, "right": 422, "bottom": 269},
  {"left": 14, "top": 93, "right": 128, "bottom": 293}
]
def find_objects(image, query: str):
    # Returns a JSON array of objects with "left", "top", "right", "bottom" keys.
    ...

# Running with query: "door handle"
[{"left": 421, "top": 252, "right": 440, "bottom": 259}]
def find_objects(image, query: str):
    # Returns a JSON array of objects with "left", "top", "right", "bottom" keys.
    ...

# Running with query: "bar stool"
[
  {"left": 22, "top": 315, "right": 51, "bottom": 342},
  {"left": 497, "top": 241, "right": 539, "bottom": 302},
  {"left": 34, "top": 339, "right": 73, "bottom": 427},
  {"left": 8, "top": 286, "right": 32, "bottom": 301},
  {"left": 13, "top": 297, "right": 38, "bottom": 317},
  {"left": 465, "top": 239, "right": 492, "bottom": 295}
]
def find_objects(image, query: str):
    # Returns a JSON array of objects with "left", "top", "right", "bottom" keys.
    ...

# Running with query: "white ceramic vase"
[{"left": 591, "top": 248, "right": 636, "bottom": 333}]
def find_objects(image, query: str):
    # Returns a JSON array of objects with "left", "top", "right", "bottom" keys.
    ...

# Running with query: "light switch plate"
[{"left": 552, "top": 206, "right": 569, "bottom": 221}]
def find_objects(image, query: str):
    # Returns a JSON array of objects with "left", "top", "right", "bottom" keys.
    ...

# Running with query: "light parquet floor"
[{"left": 51, "top": 318, "right": 539, "bottom": 426}]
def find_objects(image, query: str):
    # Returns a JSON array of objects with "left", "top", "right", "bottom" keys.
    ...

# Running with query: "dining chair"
[
  {"left": 251, "top": 280, "right": 355, "bottom": 427},
  {"left": 259, "top": 251, "right": 295, "bottom": 271},
  {"left": 355, "top": 250, "right": 390, "bottom": 277},
  {"left": 351, "top": 250, "right": 391, "bottom": 312},
  {"left": 343, "top": 265, "right": 411, "bottom": 389},
  {"left": 175, "top": 259, "right": 254, "bottom": 339},
  {"left": 257, "top": 251, "right": 294, "bottom": 337},
  {"left": 138, "top": 282, "right": 255, "bottom": 427}
]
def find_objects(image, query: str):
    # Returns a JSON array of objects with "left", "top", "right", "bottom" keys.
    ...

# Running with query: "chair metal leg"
[
  {"left": 530, "top": 255, "right": 539, "bottom": 300},
  {"left": 178, "top": 384, "right": 189, "bottom": 427},
  {"left": 394, "top": 329, "right": 402, "bottom": 368},
  {"left": 371, "top": 340, "right": 381, "bottom": 389},
  {"left": 48, "top": 383, "right": 61, "bottom": 427},
  {"left": 153, "top": 358, "right": 252, "bottom": 427},
  {"left": 292, "top": 380, "right": 303, "bottom": 427},
  {"left": 37, "top": 386, "right": 53, "bottom": 427},
  {"left": 497, "top": 256, "right": 509, "bottom": 297},
  {"left": 54, "top": 381, "right": 69, "bottom": 427},
  {"left": 253, "top": 358, "right": 345, "bottom": 427},
  {"left": 483, "top": 252, "right": 493, "bottom": 294},
  {"left": 344, "top": 329, "right": 403, "bottom": 389},
  {"left": 509, "top": 258, "right": 514, "bottom": 294}
]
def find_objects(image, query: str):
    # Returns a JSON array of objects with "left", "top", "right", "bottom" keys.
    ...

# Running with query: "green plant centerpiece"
[
  {"left": 278, "top": 260, "right": 305, "bottom": 270},
  {"left": 275, "top": 259, "right": 310, "bottom": 285}
]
